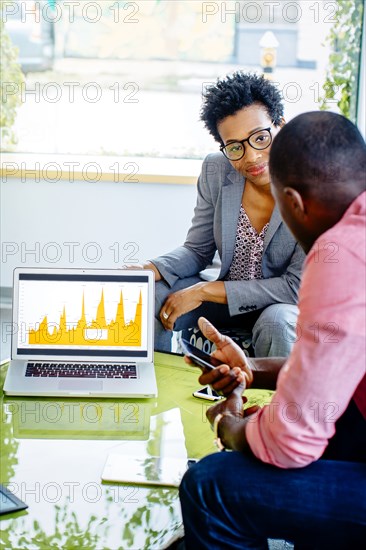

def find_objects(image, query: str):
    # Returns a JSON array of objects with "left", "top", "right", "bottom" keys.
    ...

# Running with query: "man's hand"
[
  {"left": 159, "top": 283, "right": 205, "bottom": 330},
  {"left": 205, "top": 383, "right": 260, "bottom": 452},
  {"left": 194, "top": 317, "right": 254, "bottom": 393},
  {"left": 206, "top": 384, "right": 246, "bottom": 426}
]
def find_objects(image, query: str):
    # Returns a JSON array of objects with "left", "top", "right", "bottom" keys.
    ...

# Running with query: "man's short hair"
[
  {"left": 200, "top": 72, "right": 284, "bottom": 143},
  {"left": 269, "top": 111, "right": 366, "bottom": 202}
]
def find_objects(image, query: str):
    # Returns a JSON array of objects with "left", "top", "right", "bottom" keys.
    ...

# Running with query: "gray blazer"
[{"left": 152, "top": 153, "right": 305, "bottom": 317}]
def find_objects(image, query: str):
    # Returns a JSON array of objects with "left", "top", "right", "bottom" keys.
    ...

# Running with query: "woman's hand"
[
  {"left": 124, "top": 262, "right": 162, "bottom": 282},
  {"left": 160, "top": 283, "right": 205, "bottom": 330}
]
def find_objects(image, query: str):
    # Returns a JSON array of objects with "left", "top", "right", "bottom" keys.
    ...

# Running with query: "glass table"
[{"left": 0, "top": 352, "right": 273, "bottom": 549}]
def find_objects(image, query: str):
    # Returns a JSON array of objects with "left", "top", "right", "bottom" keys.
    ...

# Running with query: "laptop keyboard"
[{"left": 25, "top": 362, "right": 137, "bottom": 379}]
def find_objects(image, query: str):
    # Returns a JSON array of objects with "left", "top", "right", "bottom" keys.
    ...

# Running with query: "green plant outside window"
[
  {"left": 320, "top": 0, "right": 364, "bottom": 121},
  {"left": 0, "top": 3, "right": 25, "bottom": 149}
]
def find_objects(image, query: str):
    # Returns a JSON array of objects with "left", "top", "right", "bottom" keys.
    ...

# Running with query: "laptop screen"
[{"left": 13, "top": 271, "right": 153, "bottom": 360}]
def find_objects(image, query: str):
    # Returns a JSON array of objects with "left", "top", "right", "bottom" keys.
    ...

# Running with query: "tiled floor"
[{"left": 269, "top": 540, "right": 294, "bottom": 549}]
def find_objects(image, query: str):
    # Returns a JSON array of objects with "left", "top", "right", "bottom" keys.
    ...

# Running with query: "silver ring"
[{"left": 162, "top": 312, "right": 169, "bottom": 320}]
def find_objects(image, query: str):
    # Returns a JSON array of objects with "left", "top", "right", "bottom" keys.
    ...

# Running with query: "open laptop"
[{"left": 4, "top": 268, "right": 157, "bottom": 398}]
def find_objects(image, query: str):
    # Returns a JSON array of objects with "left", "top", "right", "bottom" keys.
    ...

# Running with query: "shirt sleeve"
[{"left": 246, "top": 237, "right": 366, "bottom": 468}]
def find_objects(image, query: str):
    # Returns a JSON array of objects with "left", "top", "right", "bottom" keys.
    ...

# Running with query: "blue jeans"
[
  {"left": 155, "top": 277, "right": 298, "bottom": 357},
  {"left": 179, "top": 452, "right": 366, "bottom": 549}
]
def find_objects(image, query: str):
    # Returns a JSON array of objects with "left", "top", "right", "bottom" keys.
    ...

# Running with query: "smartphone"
[
  {"left": 179, "top": 338, "right": 222, "bottom": 371},
  {"left": 192, "top": 386, "right": 224, "bottom": 401}
]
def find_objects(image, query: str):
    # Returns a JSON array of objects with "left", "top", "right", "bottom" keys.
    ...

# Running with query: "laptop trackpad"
[{"left": 58, "top": 380, "right": 103, "bottom": 391}]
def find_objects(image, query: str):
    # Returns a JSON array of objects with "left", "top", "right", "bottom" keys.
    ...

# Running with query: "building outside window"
[{"left": 1, "top": 0, "right": 364, "bottom": 160}]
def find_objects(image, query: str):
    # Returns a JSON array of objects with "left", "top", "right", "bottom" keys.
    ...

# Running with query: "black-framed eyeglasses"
[{"left": 220, "top": 127, "right": 272, "bottom": 161}]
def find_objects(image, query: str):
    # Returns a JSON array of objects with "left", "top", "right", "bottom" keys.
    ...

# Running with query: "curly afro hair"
[{"left": 200, "top": 72, "right": 284, "bottom": 143}]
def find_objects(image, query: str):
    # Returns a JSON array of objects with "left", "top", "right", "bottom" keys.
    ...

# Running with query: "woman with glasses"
[{"left": 139, "top": 72, "right": 305, "bottom": 355}]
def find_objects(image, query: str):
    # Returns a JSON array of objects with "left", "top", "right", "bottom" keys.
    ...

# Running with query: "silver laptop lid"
[{"left": 12, "top": 268, "right": 155, "bottom": 363}]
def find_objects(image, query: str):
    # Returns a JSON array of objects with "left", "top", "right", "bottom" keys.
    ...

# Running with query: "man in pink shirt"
[{"left": 179, "top": 111, "right": 366, "bottom": 548}]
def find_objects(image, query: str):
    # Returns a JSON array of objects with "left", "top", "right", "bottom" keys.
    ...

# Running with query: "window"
[{"left": 1, "top": 0, "right": 364, "bottom": 159}]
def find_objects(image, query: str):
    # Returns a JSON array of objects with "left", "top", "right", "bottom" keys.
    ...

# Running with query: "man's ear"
[
  {"left": 283, "top": 187, "right": 306, "bottom": 218},
  {"left": 278, "top": 117, "right": 286, "bottom": 129}
]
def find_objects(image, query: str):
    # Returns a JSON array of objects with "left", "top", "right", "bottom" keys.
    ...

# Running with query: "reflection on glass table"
[{"left": 7, "top": 398, "right": 152, "bottom": 441}]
